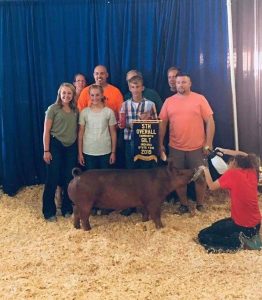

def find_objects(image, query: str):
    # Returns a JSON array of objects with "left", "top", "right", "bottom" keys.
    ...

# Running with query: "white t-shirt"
[{"left": 79, "top": 107, "right": 116, "bottom": 155}]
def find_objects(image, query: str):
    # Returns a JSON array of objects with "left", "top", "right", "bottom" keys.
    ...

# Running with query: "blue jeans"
[
  {"left": 42, "top": 137, "right": 77, "bottom": 219},
  {"left": 84, "top": 153, "right": 110, "bottom": 170}
]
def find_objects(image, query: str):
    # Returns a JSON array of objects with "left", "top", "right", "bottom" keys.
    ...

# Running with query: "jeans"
[
  {"left": 84, "top": 153, "right": 110, "bottom": 170},
  {"left": 42, "top": 137, "right": 77, "bottom": 219},
  {"left": 198, "top": 217, "right": 261, "bottom": 252}
]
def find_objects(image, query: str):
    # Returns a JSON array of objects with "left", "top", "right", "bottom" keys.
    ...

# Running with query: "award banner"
[{"left": 133, "top": 120, "right": 160, "bottom": 162}]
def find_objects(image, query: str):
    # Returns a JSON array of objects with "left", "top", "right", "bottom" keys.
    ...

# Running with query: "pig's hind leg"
[
  {"left": 73, "top": 205, "right": 81, "bottom": 229},
  {"left": 79, "top": 206, "right": 92, "bottom": 231}
]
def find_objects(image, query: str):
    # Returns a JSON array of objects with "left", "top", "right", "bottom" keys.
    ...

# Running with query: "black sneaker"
[
  {"left": 91, "top": 208, "right": 98, "bottom": 216},
  {"left": 175, "top": 205, "right": 189, "bottom": 215},
  {"left": 64, "top": 212, "right": 72, "bottom": 218},
  {"left": 120, "top": 207, "right": 137, "bottom": 216},
  {"left": 196, "top": 204, "right": 205, "bottom": 212},
  {"left": 46, "top": 216, "right": 57, "bottom": 222},
  {"left": 100, "top": 209, "right": 114, "bottom": 215}
]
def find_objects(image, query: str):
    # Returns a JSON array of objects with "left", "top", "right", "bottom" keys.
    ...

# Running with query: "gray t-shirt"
[
  {"left": 45, "top": 104, "right": 78, "bottom": 146},
  {"left": 79, "top": 107, "right": 116, "bottom": 155}
]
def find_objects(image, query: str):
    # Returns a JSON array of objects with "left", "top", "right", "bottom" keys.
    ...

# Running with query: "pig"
[{"left": 67, "top": 162, "right": 198, "bottom": 231}]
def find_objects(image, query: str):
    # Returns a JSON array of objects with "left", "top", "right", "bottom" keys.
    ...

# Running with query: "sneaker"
[
  {"left": 46, "top": 216, "right": 57, "bottom": 222},
  {"left": 239, "top": 232, "right": 262, "bottom": 250},
  {"left": 196, "top": 204, "right": 205, "bottom": 212},
  {"left": 100, "top": 209, "right": 114, "bottom": 215},
  {"left": 120, "top": 207, "right": 137, "bottom": 217},
  {"left": 91, "top": 208, "right": 98, "bottom": 216},
  {"left": 175, "top": 205, "right": 189, "bottom": 215},
  {"left": 64, "top": 213, "right": 72, "bottom": 218},
  {"left": 165, "top": 192, "right": 180, "bottom": 204}
]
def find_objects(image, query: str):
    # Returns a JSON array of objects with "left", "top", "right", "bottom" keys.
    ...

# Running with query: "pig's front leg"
[{"left": 141, "top": 207, "right": 149, "bottom": 222}]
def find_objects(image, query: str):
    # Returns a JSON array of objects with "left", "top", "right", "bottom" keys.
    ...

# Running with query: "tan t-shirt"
[
  {"left": 160, "top": 92, "right": 213, "bottom": 151},
  {"left": 79, "top": 107, "right": 116, "bottom": 155},
  {"left": 45, "top": 104, "right": 78, "bottom": 146}
]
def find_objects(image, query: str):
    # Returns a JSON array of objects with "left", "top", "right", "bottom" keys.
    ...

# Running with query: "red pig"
[{"left": 67, "top": 162, "right": 199, "bottom": 231}]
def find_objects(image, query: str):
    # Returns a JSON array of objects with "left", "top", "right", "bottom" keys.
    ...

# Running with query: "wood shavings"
[{"left": 0, "top": 186, "right": 262, "bottom": 299}]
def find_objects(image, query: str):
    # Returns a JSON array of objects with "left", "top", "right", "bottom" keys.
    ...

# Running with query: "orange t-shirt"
[
  {"left": 159, "top": 92, "right": 213, "bottom": 151},
  {"left": 77, "top": 84, "right": 123, "bottom": 119}
]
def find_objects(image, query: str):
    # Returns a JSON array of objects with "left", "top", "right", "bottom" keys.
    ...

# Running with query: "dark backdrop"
[
  {"left": 0, "top": 0, "right": 234, "bottom": 195},
  {"left": 232, "top": 0, "right": 262, "bottom": 159}
]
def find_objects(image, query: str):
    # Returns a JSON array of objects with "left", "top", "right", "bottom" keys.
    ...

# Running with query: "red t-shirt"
[{"left": 219, "top": 168, "right": 261, "bottom": 227}]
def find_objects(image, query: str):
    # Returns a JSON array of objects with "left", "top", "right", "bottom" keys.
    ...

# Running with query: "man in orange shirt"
[
  {"left": 77, "top": 65, "right": 123, "bottom": 119},
  {"left": 159, "top": 73, "right": 215, "bottom": 214}
]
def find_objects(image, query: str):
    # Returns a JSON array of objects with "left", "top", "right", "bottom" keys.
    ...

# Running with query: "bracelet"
[
  {"left": 111, "top": 152, "right": 116, "bottom": 154},
  {"left": 44, "top": 150, "right": 49, "bottom": 152}
]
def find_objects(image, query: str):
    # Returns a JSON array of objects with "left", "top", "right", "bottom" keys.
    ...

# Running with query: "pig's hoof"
[
  {"left": 82, "top": 223, "right": 91, "bottom": 231},
  {"left": 74, "top": 222, "right": 81, "bottom": 229},
  {"left": 155, "top": 222, "right": 164, "bottom": 229},
  {"left": 83, "top": 227, "right": 91, "bottom": 231}
]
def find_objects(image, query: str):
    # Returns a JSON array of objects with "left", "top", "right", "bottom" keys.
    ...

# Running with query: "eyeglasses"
[{"left": 75, "top": 80, "right": 86, "bottom": 83}]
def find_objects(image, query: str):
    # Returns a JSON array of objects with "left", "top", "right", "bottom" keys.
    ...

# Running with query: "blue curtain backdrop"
[{"left": 0, "top": 0, "right": 233, "bottom": 195}]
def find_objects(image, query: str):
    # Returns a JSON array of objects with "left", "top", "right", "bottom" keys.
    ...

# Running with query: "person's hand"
[
  {"left": 203, "top": 144, "right": 213, "bottom": 156},
  {"left": 109, "top": 152, "right": 116, "bottom": 164},
  {"left": 140, "top": 112, "right": 151, "bottom": 120},
  {"left": 43, "top": 151, "right": 52, "bottom": 164},
  {"left": 159, "top": 145, "right": 167, "bottom": 161},
  {"left": 215, "top": 147, "right": 225, "bottom": 156},
  {"left": 198, "top": 165, "right": 207, "bottom": 171},
  {"left": 78, "top": 153, "right": 85, "bottom": 166}
]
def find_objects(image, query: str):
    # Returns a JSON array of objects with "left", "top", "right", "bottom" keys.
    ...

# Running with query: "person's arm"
[
  {"left": 200, "top": 166, "right": 221, "bottom": 191},
  {"left": 77, "top": 87, "right": 89, "bottom": 112},
  {"left": 151, "top": 103, "right": 158, "bottom": 120},
  {"left": 159, "top": 119, "right": 168, "bottom": 160},
  {"left": 78, "top": 124, "right": 85, "bottom": 166},
  {"left": 115, "top": 89, "right": 124, "bottom": 120},
  {"left": 204, "top": 115, "right": 215, "bottom": 152},
  {"left": 215, "top": 147, "right": 248, "bottom": 157},
  {"left": 43, "top": 118, "right": 53, "bottom": 164},
  {"left": 109, "top": 124, "right": 117, "bottom": 164}
]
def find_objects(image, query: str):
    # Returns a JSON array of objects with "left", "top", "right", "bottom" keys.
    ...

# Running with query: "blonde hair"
[
  {"left": 89, "top": 84, "right": 105, "bottom": 103},
  {"left": 55, "top": 82, "right": 77, "bottom": 111}
]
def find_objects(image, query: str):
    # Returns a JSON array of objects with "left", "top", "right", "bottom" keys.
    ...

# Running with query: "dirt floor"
[{"left": 1, "top": 186, "right": 262, "bottom": 300}]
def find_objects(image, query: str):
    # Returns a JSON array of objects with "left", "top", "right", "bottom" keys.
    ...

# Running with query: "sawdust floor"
[{"left": 1, "top": 186, "right": 262, "bottom": 300}]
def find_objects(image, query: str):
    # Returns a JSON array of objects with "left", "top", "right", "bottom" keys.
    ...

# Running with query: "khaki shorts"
[{"left": 168, "top": 147, "right": 204, "bottom": 169}]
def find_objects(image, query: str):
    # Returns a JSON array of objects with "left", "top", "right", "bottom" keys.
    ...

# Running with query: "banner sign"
[{"left": 133, "top": 120, "right": 160, "bottom": 162}]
